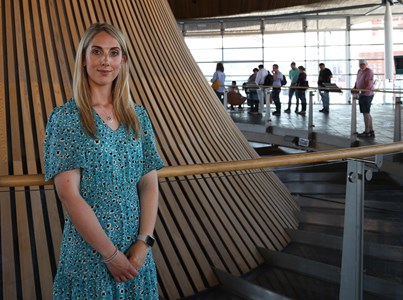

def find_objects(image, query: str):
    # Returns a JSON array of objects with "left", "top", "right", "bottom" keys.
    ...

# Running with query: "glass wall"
[{"left": 181, "top": 11, "right": 403, "bottom": 104}]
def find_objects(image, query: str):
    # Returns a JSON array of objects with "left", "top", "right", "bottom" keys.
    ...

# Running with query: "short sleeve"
[
  {"left": 44, "top": 105, "right": 85, "bottom": 181},
  {"left": 136, "top": 106, "right": 164, "bottom": 177}
]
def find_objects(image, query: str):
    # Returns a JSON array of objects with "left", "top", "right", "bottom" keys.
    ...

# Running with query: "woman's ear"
[{"left": 122, "top": 55, "right": 127, "bottom": 64}]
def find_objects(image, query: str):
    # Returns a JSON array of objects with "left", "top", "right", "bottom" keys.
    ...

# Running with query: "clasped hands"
[{"left": 106, "top": 240, "right": 149, "bottom": 282}]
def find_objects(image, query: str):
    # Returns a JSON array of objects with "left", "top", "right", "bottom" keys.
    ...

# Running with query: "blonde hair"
[{"left": 73, "top": 22, "right": 140, "bottom": 138}]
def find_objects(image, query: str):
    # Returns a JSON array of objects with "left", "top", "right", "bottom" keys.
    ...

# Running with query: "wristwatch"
[{"left": 137, "top": 234, "right": 155, "bottom": 247}]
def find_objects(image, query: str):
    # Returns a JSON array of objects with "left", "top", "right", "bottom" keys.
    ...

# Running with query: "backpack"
[
  {"left": 263, "top": 73, "right": 273, "bottom": 86},
  {"left": 281, "top": 75, "right": 287, "bottom": 86}
]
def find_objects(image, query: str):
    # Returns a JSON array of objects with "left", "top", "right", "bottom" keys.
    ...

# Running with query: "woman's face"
[{"left": 84, "top": 31, "right": 126, "bottom": 89}]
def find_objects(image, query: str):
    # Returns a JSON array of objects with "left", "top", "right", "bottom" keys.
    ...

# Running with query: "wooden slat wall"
[{"left": 0, "top": 0, "right": 299, "bottom": 299}]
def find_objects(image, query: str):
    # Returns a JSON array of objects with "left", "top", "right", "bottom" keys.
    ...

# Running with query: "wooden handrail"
[{"left": 1, "top": 142, "right": 402, "bottom": 188}]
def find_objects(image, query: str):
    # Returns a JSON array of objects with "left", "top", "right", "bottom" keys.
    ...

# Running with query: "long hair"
[
  {"left": 73, "top": 22, "right": 140, "bottom": 139},
  {"left": 216, "top": 62, "right": 224, "bottom": 72}
]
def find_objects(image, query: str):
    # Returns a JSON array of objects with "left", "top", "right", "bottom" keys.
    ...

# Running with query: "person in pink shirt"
[{"left": 353, "top": 59, "right": 375, "bottom": 138}]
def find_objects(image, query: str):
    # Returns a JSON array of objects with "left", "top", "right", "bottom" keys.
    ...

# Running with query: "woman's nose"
[{"left": 101, "top": 53, "right": 110, "bottom": 66}]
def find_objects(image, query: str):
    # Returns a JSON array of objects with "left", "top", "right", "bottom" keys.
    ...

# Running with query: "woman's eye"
[
  {"left": 111, "top": 50, "right": 120, "bottom": 57},
  {"left": 91, "top": 49, "right": 102, "bottom": 55}
]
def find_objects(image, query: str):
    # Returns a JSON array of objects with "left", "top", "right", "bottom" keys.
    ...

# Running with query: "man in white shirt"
[
  {"left": 254, "top": 64, "right": 268, "bottom": 114},
  {"left": 271, "top": 64, "right": 283, "bottom": 116}
]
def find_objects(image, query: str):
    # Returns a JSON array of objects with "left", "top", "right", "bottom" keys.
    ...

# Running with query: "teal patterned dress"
[{"left": 44, "top": 99, "right": 164, "bottom": 299}]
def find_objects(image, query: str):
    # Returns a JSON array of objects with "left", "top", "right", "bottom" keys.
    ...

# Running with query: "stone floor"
[{"left": 229, "top": 102, "right": 402, "bottom": 146}]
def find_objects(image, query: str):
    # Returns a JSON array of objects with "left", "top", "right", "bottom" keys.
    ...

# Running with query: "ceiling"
[{"left": 167, "top": 0, "right": 400, "bottom": 20}]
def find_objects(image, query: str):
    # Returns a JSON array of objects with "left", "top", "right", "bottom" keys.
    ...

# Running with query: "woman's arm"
[
  {"left": 126, "top": 170, "right": 159, "bottom": 269},
  {"left": 211, "top": 71, "right": 217, "bottom": 83},
  {"left": 54, "top": 169, "right": 138, "bottom": 282}
]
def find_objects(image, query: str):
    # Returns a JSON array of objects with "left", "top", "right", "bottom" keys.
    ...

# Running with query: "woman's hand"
[
  {"left": 125, "top": 240, "right": 149, "bottom": 270},
  {"left": 105, "top": 250, "right": 138, "bottom": 282}
]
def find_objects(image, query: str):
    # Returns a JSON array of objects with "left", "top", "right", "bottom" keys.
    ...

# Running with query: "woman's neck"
[{"left": 90, "top": 86, "right": 113, "bottom": 107}]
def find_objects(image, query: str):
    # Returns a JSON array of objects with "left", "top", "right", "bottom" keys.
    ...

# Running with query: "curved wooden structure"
[{"left": 0, "top": 0, "right": 298, "bottom": 298}]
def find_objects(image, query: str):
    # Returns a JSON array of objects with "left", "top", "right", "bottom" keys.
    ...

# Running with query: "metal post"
[
  {"left": 394, "top": 97, "right": 401, "bottom": 142},
  {"left": 224, "top": 89, "right": 228, "bottom": 110},
  {"left": 264, "top": 88, "right": 272, "bottom": 125},
  {"left": 308, "top": 91, "right": 314, "bottom": 135},
  {"left": 351, "top": 95, "right": 357, "bottom": 143},
  {"left": 339, "top": 160, "right": 365, "bottom": 300},
  {"left": 258, "top": 88, "right": 264, "bottom": 115}
]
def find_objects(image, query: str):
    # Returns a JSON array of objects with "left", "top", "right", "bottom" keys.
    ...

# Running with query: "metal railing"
[
  {"left": 1, "top": 136, "right": 403, "bottom": 299},
  {"left": 224, "top": 84, "right": 402, "bottom": 150},
  {"left": 1, "top": 142, "right": 402, "bottom": 185}
]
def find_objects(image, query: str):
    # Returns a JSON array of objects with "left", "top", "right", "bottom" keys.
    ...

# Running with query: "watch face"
[{"left": 145, "top": 235, "right": 155, "bottom": 247}]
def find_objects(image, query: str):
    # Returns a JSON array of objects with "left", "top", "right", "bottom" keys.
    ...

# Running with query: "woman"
[
  {"left": 210, "top": 62, "right": 226, "bottom": 102},
  {"left": 296, "top": 66, "right": 308, "bottom": 115},
  {"left": 44, "top": 23, "right": 164, "bottom": 298}
]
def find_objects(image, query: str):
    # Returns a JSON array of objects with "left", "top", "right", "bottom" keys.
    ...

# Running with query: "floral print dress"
[{"left": 44, "top": 99, "right": 164, "bottom": 299}]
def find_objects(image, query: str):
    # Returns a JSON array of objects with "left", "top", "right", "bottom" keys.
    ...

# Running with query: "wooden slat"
[
  {"left": 0, "top": 0, "right": 299, "bottom": 299},
  {"left": 1, "top": 189, "right": 18, "bottom": 300},
  {"left": 15, "top": 189, "right": 36, "bottom": 299},
  {"left": 0, "top": 0, "right": 7, "bottom": 164}
]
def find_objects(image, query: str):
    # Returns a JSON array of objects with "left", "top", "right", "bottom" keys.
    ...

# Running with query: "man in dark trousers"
[{"left": 317, "top": 63, "right": 333, "bottom": 113}]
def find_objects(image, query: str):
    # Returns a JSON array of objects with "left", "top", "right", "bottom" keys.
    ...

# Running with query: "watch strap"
[{"left": 137, "top": 234, "right": 155, "bottom": 247}]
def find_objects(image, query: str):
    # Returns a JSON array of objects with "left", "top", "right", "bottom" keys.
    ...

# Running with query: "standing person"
[
  {"left": 211, "top": 62, "right": 226, "bottom": 102},
  {"left": 353, "top": 59, "right": 375, "bottom": 137},
  {"left": 248, "top": 67, "right": 259, "bottom": 83},
  {"left": 317, "top": 63, "right": 333, "bottom": 113},
  {"left": 285, "top": 62, "right": 300, "bottom": 113},
  {"left": 44, "top": 23, "right": 164, "bottom": 299},
  {"left": 254, "top": 64, "right": 269, "bottom": 113},
  {"left": 245, "top": 68, "right": 259, "bottom": 113},
  {"left": 295, "top": 66, "right": 309, "bottom": 115},
  {"left": 271, "top": 64, "right": 284, "bottom": 116}
]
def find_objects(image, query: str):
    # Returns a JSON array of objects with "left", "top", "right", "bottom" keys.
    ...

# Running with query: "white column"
[{"left": 384, "top": 1, "right": 394, "bottom": 80}]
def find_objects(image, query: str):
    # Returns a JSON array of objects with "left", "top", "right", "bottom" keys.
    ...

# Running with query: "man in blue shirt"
[{"left": 285, "top": 62, "right": 299, "bottom": 113}]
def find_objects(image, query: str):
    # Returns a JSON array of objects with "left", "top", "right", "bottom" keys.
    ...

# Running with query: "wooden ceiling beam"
[{"left": 167, "top": 0, "right": 329, "bottom": 19}]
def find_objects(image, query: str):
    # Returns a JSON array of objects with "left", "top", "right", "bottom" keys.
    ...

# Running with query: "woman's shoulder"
[
  {"left": 47, "top": 98, "right": 81, "bottom": 128},
  {"left": 133, "top": 103, "right": 146, "bottom": 115},
  {"left": 133, "top": 103, "right": 152, "bottom": 130},
  {"left": 50, "top": 98, "right": 79, "bottom": 118}
]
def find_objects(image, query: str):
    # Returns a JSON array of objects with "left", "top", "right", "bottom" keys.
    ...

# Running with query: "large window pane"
[
  {"left": 350, "top": 30, "right": 384, "bottom": 45},
  {"left": 350, "top": 16, "right": 384, "bottom": 30},
  {"left": 264, "top": 47, "right": 306, "bottom": 65},
  {"left": 185, "top": 36, "right": 222, "bottom": 50},
  {"left": 223, "top": 34, "right": 262, "bottom": 48},
  {"left": 263, "top": 32, "right": 305, "bottom": 47},
  {"left": 317, "top": 46, "right": 346, "bottom": 61},
  {"left": 223, "top": 48, "right": 263, "bottom": 61},
  {"left": 198, "top": 63, "right": 219, "bottom": 78},
  {"left": 318, "top": 31, "right": 346, "bottom": 46},
  {"left": 223, "top": 62, "right": 263, "bottom": 77},
  {"left": 190, "top": 49, "right": 222, "bottom": 62},
  {"left": 392, "top": 28, "right": 403, "bottom": 43},
  {"left": 307, "top": 19, "right": 346, "bottom": 31},
  {"left": 305, "top": 32, "right": 319, "bottom": 47},
  {"left": 350, "top": 45, "right": 385, "bottom": 60},
  {"left": 265, "top": 20, "right": 302, "bottom": 32},
  {"left": 224, "top": 20, "right": 261, "bottom": 34}
]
